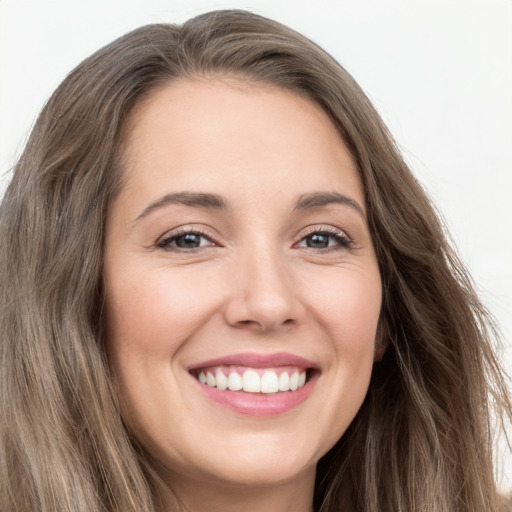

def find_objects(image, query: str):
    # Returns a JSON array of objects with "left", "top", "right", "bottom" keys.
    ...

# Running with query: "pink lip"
[
  {"left": 188, "top": 352, "right": 318, "bottom": 371},
  {"left": 188, "top": 352, "right": 320, "bottom": 417}
]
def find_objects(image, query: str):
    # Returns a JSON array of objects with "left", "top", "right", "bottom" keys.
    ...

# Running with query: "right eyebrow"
[
  {"left": 134, "top": 192, "right": 229, "bottom": 223},
  {"left": 294, "top": 191, "right": 365, "bottom": 219}
]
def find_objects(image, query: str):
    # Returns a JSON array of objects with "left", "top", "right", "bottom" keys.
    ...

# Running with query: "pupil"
[
  {"left": 176, "top": 233, "right": 200, "bottom": 248},
  {"left": 307, "top": 234, "right": 329, "bottom": 248}
]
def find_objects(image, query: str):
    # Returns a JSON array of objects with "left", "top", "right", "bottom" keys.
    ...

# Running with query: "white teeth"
[
  {"left": 261, "top": 371, "right": 279, "bottom": 393},
  {"left": 206, "top": 371, "right": 216, "bottom": 387},
  {"left": 242, "top": 370, "right": 261, "bottom": 392},
  {"left": 228, "top": 372, "right": 243, "bottom": 391},
  {"left": 278, "top": 371, "right": 290, "bottom": 391},
  {"left": 216, "top": 369, "right": 228, "bottom": 390},
  {"left": 197, "top": 367, "right": 309, "bottom": 393},
  {"left": 290, "top": 372, "right": 299, "bottom": 391}
]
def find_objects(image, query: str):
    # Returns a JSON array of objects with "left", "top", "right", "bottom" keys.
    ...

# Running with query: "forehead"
[{"left": 119, "top": 77, "right": 364, "bottom": 210}]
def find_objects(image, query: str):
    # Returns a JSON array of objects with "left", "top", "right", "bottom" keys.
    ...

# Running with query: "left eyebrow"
[
  {"left": 134, "top": 191, "right": 230, "bottom": 223},
  {"left": 294, "top": 191, "right": 365, "bottom": 218}
]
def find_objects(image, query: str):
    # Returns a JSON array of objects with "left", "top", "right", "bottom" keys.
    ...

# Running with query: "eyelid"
[
  {"left": 155, "top": 225, "right": 221, "bottom": 250},
  {"left": 297, "top": 224, "right": 351, "bottom": 241},
  {"left": 153, "top": 223, "right": 353, "bottom": 252},
  {"left": 293, "top": 224, "right": 353, "bottom": 250}
]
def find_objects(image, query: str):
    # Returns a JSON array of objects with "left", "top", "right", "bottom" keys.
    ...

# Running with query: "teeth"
[
  {"left": 242, "top": 370, "right": 261, "bottom": 392},
  {"left": 206, "top": 371, "right": 216, "bottom": 387},
  {"left": 290, "top": 372, "right": 299, "bottom": 391},
  {"left": 196, "top": 367, "right": 309, "bottom": 394},
  {"left": 228, "top": 372, "right": 243, "bottom": 391},
  {"left": 278, "top": 372, "right": 290, "bottom": 391},
  {"left": 216, "top": 368, "right": 228, "bottom": 390},
  {"left": 261, "top": 371, "right": 279, "bottom": 393}
]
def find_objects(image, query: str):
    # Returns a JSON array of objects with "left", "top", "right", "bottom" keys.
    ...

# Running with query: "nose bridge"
[{"left": 224, "top": 235, "right": 302, "bottom": 330}]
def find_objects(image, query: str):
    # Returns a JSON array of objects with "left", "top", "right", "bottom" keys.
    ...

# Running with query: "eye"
[
  {"left": 296, "top": 229, "right": 352, "bottom": 251},
  {"left": 156, "top": 230, "right": 216, "bottom": 251}
]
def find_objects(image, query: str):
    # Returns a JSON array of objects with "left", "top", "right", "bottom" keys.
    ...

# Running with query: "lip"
[
  {"left": 188, "top": 352, "right": 319, "bottom": 371},
  {"left": 188, "top": 352, "right": 320, "bottom": 417}
]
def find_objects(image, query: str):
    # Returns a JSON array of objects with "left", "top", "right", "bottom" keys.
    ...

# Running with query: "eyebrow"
[
  {"left": 294, "top": 191, "right": 365, "bottom": 218},
  {"left": 134, "top": 192, "right": 229, "bottom": 222},
  {"left": 134, "top": 190, "right": 365, "bottom": 223}
]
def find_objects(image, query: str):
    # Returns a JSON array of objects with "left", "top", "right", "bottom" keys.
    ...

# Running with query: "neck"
[{"left": 164, "top": 467, "right": 316, "bottom": 512}]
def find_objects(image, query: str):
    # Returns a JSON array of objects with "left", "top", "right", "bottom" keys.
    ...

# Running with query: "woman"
[{"left": 0, "top": 9, "right": 510, "bottom": 512}]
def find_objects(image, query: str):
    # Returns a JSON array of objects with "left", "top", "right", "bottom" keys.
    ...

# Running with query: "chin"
[
  {"left": 146, "top": 428, "right": 321, "bottom": 490},
  {"left": 187, "top": 452, "right": 316, "bottom": 489}
]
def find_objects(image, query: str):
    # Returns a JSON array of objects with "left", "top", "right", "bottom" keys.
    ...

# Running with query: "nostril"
[
  {"left": 236, "top": 319, "right": 260, "bottom": 328},
  {"left": 234, "top": 317, "right": 296, "bottom": 331}
]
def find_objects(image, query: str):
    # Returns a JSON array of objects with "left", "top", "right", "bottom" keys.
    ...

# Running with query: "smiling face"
[{"left": 103, "top": 78, "right": 382, "bottom": 505}]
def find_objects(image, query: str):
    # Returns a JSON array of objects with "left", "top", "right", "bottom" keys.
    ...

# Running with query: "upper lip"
[{"left": 188, "top": 352, "right": 319, "bottom": 371}]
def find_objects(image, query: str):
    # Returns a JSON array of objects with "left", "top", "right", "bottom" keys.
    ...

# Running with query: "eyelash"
[
  {"left": 156, "top": 227, "right": 217, "bottom": 252},
  {"left": 295, "top": 227, "right": 353, "bottom": 252},
  {"left": 155, "top": 227, "right": 353, "bottom": 253}
]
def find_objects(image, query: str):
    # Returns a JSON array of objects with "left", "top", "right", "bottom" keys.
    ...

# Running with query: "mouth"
[
  {"left": 191, "top": 365, "right": 312, "bottom": 393},
  {"left": 188, "top": 353, "right": 320, "bottom": 416}
]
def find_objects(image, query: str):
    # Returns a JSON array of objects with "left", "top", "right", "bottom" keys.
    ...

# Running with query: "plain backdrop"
[{"left": 1, "top": 0, "right": 511, "bottom": 489}]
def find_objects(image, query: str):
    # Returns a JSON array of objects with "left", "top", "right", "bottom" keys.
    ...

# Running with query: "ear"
[
  {"left": 373, "top": 317, "right": 389, "bottom": 362},
  {"left": 374, "top": 340, "right": 388, "bottom": 362}
]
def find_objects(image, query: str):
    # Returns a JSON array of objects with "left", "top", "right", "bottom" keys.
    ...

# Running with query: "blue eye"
[
  {"left": 157, "top": 231, "right": 214, "bottom": 250},
  {"left": 297, "top": 230, "right": 351, "bottom": 250}
]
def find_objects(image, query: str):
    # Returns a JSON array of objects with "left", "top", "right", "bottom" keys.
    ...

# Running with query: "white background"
[{"left": 1, "top": 0, "right": 511, "bottom": 489}]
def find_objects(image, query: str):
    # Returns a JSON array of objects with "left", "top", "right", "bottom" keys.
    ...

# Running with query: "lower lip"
[{"left": 193, "top": 373, "right": 318, "bottom": 417}]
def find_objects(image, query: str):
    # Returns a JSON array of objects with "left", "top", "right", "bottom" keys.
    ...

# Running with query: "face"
[{"left": 104, "top": 78, "right": 382, "bottom": 498}]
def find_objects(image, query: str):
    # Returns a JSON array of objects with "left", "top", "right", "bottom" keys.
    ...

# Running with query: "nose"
[{"left": 222, "top": 247, "right": 305, "bottom": 332}]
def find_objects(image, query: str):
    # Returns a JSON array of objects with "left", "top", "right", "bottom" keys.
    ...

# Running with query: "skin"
[{"left": 103, "top": 78, "right": 383, "bottom": 512}]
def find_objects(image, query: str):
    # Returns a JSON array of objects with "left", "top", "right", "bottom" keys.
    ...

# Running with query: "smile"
[
  {"left": 194, "top": 366, "right": 308, "bottom": 393},
  {"left": 188, "top": 353, "right": 319, "bottom": 416}
]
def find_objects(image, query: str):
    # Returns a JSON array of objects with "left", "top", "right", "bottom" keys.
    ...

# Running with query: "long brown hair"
[{"left": 0, "top": 10, "right": 510, "bottom": 512}]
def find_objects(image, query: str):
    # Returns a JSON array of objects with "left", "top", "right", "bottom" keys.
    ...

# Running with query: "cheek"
[
  {"left": 105, "top": 265, "right": 220, "bottom": 358},
  {"left": 103, "top": 266, "right": 222, "bottom": 435},
  {"left": 303, "top": 266, "right": 382, "bottom": 351},
  {"left": 301, "top": 266, "right": 381, "bottom": 423}
]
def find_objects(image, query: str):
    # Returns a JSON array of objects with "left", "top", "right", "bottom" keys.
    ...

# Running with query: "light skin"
[{"left": 103, "top": 77, "right": 383, "bottom": 512}]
